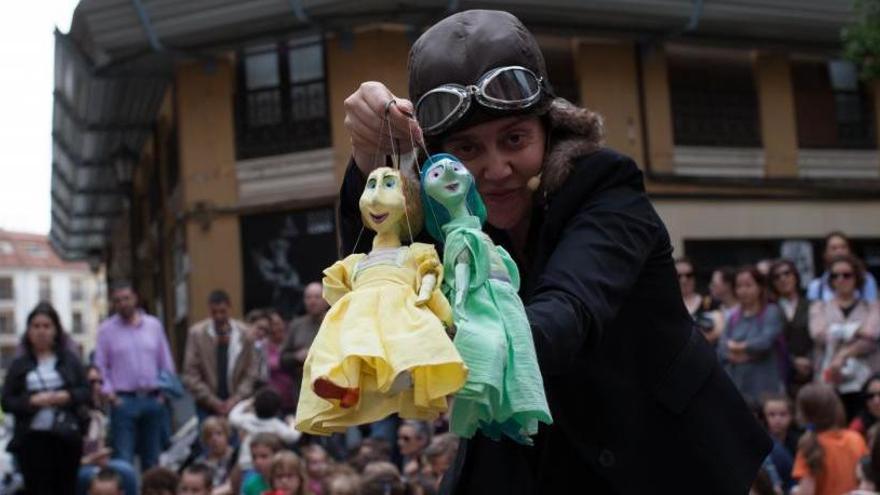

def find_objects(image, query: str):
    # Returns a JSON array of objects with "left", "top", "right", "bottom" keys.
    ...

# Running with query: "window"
[
  {"left": 71, "top": 311, "right": 83, "bottom": 335},
  {"left": 38, "top": 276, "right": 52, "bottom": 302},
  {"left": 235, "top": 36, "right": 331, "bottom": 159},
  {"left": 0, "top": 277, "right": 12, "bottom": 300},
  {"left": 792, "top": 59, "right": 876, "bottom": 149},
  {"left": 0, "top": 311, "right": 14, "bottom": 335},
  {"left": 668, "top": 50, "right": 761, "bottom": 147},
  {"left": 71, "top": 278, "right": 84, "bottom": 302}
]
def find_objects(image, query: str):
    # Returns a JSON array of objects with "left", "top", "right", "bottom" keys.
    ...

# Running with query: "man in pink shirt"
[{"left": 94, "top": 282, "right": 175, "bottom": 470}]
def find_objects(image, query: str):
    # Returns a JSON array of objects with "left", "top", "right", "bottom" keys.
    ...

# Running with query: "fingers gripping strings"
[{"left": 383, "top": 100, "right": 416, "bottom": 245}]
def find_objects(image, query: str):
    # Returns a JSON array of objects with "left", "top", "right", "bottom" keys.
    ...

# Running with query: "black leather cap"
[{"left": 408, "top": 10, "right": 554, "bottom": 140}]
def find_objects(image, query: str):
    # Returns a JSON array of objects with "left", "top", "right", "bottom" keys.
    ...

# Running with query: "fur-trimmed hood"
[{"left": 541, "top": 98, "right": 605, "bottom": 195}]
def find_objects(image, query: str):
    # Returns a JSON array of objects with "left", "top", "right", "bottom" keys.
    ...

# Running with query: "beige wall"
[
  {"left": 326, "top": 28, "right": 412, "bottom": 181},
  {"left": 176, "top": 58, "right": 243, "bottom": 323},
  {"left": 575, "top": 41, "right": 644, "bottom": 164},
  {"left": 754, "top": 53, "right": 798, "bottom": 177},
  {"left": 654, "top": 199, "right": 880, "bottom": 255}
]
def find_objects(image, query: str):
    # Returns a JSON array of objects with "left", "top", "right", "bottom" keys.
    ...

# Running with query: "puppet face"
[
  {"left": 423, "top": 157, "right": 472, "bottom": 210},
  {"left": 360, "top": 167, "right": 407, "bottom": 237}
]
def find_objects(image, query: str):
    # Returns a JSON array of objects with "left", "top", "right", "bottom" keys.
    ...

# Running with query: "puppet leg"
[{"left": 314, "top": 378, "right": 360, "bottom": 408}]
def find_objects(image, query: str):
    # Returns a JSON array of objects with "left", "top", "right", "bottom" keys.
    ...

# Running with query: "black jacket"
[
  {"left": 338, "top": 100, "right": 771, "bottom": 494},
  {"left": 1, "top": 348, "right": 89, "bottom": 452}
]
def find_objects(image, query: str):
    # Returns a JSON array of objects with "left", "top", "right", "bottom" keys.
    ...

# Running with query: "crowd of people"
[
  {"left": 2, "top": 228, "right": 877, "bottom": 495},
  {"left": 675, "top": 231, "right": 880, "bottom": 495},
  {"left": 0, "top": 274, "right": 461, "bottom": 495}
]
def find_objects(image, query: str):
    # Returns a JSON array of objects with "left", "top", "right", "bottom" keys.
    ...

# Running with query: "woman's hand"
[
  {"left": 49, "top": 390, "right": 71, "bottom": 406},
  {"left": 29, "top": 392, "right": 53, "bottom": 408},
  {"left": 344, "top": 81, "right": 423, "bottom": 175}
]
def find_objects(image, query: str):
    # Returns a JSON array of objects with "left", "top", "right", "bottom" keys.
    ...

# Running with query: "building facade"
[
  {"left": 49, "top": 1, "right": 880, "bottom": 358},
  {"left": 0, "top": 230, "right": 106, "bottom": 370}
]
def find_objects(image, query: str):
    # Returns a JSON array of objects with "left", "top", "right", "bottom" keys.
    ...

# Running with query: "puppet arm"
[
  {"left": 454, "top": 249, "right": 471, "bottom": 311},
  {"left": 416, "top": 273, "right": 437, "bottom": 305}
]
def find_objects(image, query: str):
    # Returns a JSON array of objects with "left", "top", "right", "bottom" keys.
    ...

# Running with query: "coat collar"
[{"left": 540, "top": 98, "right": 605, "bottom": 195}]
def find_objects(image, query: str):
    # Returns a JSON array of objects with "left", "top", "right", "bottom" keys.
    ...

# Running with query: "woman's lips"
[
  {"left": 369, "top": 212, "right": 389, "bottom": 224},
  {"left": 445, "top": 182, "right": 460, "bottom": 192},
  {"left": 481, "top": 188, "right": 520, "bottom": 204}
]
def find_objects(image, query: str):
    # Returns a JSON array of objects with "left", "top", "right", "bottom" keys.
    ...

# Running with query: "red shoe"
[{"left": 314, "top": 378, "right": 359, "bottom": 408}]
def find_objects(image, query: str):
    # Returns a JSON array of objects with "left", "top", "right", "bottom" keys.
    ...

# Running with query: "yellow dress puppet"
[{"left": 295, "top": 167, "right": 467, "bottom": 435}]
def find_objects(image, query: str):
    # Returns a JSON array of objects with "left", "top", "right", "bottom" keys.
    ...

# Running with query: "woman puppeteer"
[{"left": 339, "top": 9, "right": 771, "bottom": 495}]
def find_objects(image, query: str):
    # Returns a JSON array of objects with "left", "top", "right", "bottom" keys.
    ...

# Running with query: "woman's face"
[
  {"left": 708, "top": 271, "right": 729, "bottom": 301},
  {"left": 27, "top": 314, "right": 56, "bottom": 354},
  {"left": 830, "top": 260, "right": 857, "bottom": 298},
  {"left": 735, "top": 272, "right": 761, "bottom": 307},
  {"left": 771, "top": 264, "right": 797, "bottom": 297},
  {"left": 865, "top": 379, "right": 880, "bottom": 419},
  {"left": 675, "top": 262, "right": 696, "bottom": 297},
  {"left": 397, "top": 425, "right": 426, "bottom": 456},
  {"left": 442, "top": 116, "right": 545, "bottom": 230}
]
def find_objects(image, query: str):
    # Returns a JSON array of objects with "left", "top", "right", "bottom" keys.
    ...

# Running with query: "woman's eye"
[
  {"left": 366, "top": 179, "right": 377, "bottom": 189},
  {"left": 430, "top": 170, "right": 441, "bottom": 179},
  {"left": 384, "top": 178, "right": 396, "bottom": 188}
]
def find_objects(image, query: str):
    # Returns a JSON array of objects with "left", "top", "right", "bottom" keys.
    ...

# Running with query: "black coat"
[
  {"left": 339, "top": 144, "right": 770, "bottom": 493},
  {"left": 1, "top": 348, "right": 89, "bottom": 453}
]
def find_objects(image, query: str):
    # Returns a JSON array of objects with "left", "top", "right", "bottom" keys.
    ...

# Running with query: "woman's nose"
[{"left": 481, "top": 151, "right": 512, "bottom": 181}]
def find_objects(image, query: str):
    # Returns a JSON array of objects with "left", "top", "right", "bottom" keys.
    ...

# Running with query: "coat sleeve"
[
  {"left": 526, "top": 183, "right": 661, "bottom": 377},
  {"left": 744, "top": 305, "right": 784, "bottom": 355},
  {"left": 181, "top": 329, "right": 220, "bottom": 410},
  {"left": 0, "top": 359, "right": 35, "bottom": 416}
]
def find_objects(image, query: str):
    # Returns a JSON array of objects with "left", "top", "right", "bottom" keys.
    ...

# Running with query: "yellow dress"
[{"left": 295, "top": 243, "right": 468, "bottom": 435}]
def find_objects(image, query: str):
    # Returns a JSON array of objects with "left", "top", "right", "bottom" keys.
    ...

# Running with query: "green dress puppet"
[{"left": 420, "top": 153, "right": 552, "bottom": 445}]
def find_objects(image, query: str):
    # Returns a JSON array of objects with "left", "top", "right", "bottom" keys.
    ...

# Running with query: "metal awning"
[
  {"left": 50, "top": 0, "right": 857, "bottom": 259},
  {"left": 49, "top": 29, "right": 169, "bottom": 259}
]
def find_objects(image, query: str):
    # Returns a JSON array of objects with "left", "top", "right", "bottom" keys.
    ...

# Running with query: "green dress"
[{"left": 441, "top": 215, "right": 552, "bottom": 444}]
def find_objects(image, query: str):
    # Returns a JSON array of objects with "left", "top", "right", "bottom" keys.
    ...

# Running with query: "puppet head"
[
  {"left": 359, "top": 167, "right": 423, "bottom": 241},
  {"left": 420, "top": 153, "right": 487, "bottom": 242}
]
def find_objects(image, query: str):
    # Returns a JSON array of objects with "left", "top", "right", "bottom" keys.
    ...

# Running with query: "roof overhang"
[{"left": 50, "top": 0, "right": 856, "bottom": 259}]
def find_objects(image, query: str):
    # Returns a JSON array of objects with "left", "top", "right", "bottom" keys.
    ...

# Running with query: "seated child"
[
  {"left": 88, "top": 468, "right": 123, "bottom": 495},
  {"left": 177, "top": 463, "right": 214, "bottom": 495},
  {"left": 241, "top": 433, "right": 285, "bottom": 495},
  {"left": 263, "top": 451, "right": 307, "bottom": 495},
  {"left": 230, "top": 388, "right": 301, "bottom": 470},
  {"left": 141, "top": 467, "right": 179, "bottom": 495},
  {"left": 195, "top": 417, "right": 236, "bottom": 488}
]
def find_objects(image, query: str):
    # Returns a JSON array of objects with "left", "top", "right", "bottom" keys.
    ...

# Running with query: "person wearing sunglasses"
[
  {"left": 769, "top": 259, "right": 813, "bottom": 395},
  {"left": 338, "top": 9, "right": 769, "bottom": 494},
  {"left": 676, "top": 257, "right": 723, "bottom": 344},
  {"left": 807, "top": 231, "right": 878, "bottom": 303},
  {"left": 810, "top": 254, "right": 880, "bottom": 420}
]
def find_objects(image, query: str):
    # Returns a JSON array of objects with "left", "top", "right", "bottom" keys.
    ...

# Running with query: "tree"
[{"left": 843, "top": 0, "right": 880, "bottom": 80}]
